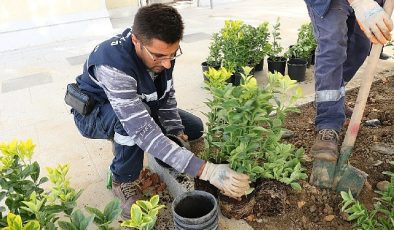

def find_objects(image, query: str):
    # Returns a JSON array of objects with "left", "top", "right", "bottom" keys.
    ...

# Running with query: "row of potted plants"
[
  {"left": 203, "top": 19, "right": 317, "bottom": 83},
  {"left": 202, "top": 20, "right": 270, "bottom": 85}
]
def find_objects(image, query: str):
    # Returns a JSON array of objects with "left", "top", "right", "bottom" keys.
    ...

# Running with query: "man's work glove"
[
  {"left": 199, "top": 162, "right": 250, "bottom": 198},
  {"left": 350, "top": 0, "right": 393, "bottom": 44}
]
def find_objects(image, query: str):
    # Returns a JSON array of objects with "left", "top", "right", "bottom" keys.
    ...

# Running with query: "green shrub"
[
  {"left": 206, "top": 20, "right": 270, "bottom": 73},
  {"left": 0, "top": 139, "right": 122, "bottom": 229},
  {"left": 202, "top": 67, "right": 307, "bottom": 188}
]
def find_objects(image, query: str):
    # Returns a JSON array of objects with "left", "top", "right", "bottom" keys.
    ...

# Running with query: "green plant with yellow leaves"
[
  {"left": 121, "top": 195, "right": 165, "bottom": 230},
  {"left": 202, "top": 67, "right": 307, "bottom": 186},
  {"left": 0, "top": 139, "right": 48, "bottom": 225},
  {"left": 2, "top": 213, "right": 40, "bottom": 230},
  {"left": 0, "top": 139, "right": 122, "bottom": 229}
]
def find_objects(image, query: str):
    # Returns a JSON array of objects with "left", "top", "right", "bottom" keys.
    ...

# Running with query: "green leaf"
[
  {"left": 38, "top": 177, "right": 49, "bottom": 185},
  {"left": 58, "top": 221, "right": 78, "bottom": 230},
  {"left": 130, "top": 204, "right": 143, "bottom": 223},
  {"left": 7, "top": 213, "right": 23, "bottom": 230},
  {"left": 149, "top": 195, "right": 160, "bottom": 207},
  {"left": 86, "top": 207, "right": 105, "bottom": 223},
  {"left": 22, "top": 221, "right": 40, "bottom": 230},
  {"left": 290, "top": 182, "right": 302, "bottom": 191},
  {"left": 136, "top": 200, "right": 152, "bottom": 213},
  {"left": 30, "top": 162, "right": 40, "bottom": 182},
  {"left": 103, "top": 199, "right": 121, "bottom": 222}
]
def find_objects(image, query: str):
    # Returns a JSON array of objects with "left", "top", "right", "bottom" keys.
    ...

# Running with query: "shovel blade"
[
  {"left": 334, "top": 165, "right": 368, "bottom": 197},
  {"left": 310, "top": 159, "right": 337, "bottom": 189}
]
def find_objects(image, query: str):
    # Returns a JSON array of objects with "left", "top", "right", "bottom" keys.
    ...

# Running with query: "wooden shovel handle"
[{"left": 341, "top": 0, "right": 394, "bottom": 149}]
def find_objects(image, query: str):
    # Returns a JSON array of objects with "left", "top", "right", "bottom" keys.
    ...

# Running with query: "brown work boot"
[
  {"left": 310, "top": 129, "right": 339, "bottom": 162},
  {"left": 112, "top": 179, "right": 142, "bottom": 219}
]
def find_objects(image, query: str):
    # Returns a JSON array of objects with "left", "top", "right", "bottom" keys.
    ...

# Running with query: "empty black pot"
[
  {"left": 287, "top": 58, "right": 308, "bottom": 82},
  {"left": 172, "top": 190, "right": 219, "bottom": 230}
]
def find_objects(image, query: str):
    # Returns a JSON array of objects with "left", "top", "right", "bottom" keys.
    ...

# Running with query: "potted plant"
[
  {"left": 252, "top": 21, "right": 270, "bottom": 72},
  {"left": 296, "top": 22, "right": 317, "bottom": 66},
  {"left": 202, "top": 33, "right": 222, "bottom": 81},
  {"left": 286, "top": 43, "right": 308, "bottom": 82},
  {"left": 219, "top": 20, "right": 251, "bottom": 85},
  {"left": 267, "top": 18, "right": 287, "bottom": 75},
  {"left": 200, "top": 66, "right": 307, "bottom": 219}
]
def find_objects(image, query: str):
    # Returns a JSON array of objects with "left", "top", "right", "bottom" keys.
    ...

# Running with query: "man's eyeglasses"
[{"left": 142, "top": 45, "right": 183, "bottom": 62}]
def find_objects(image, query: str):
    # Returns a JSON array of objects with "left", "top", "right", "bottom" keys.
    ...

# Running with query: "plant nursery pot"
[
  {"left": 226, "top": 72, "right": 242, "bottom": 86},
  {"left": 254, "top": 59, "right": 264, "bottom": 72},
  {"left": 287, "top": 58, "right": 308, "bottom": 82},
  {"left": 172, "top": 190, "right": 219, "bottom": 230},
  {"left": 218, "top": 190, "right": 256, "bottom": 220},
  {"left": 267, "top": 56, "right": 287, "bottom": 75},
  {"left": 194, "top": 177, "right": 219, "bottom": 198}
]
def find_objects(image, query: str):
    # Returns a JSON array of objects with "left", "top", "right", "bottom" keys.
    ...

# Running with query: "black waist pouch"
[{"left": 64, "top": 83, "right": 95, "bottom": 115}]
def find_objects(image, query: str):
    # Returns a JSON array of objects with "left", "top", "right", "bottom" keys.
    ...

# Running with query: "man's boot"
[
  {"left": 310, "top": 129, "right": 339, "bottom": 162},
  {"left": 112, "top": 179, "right": 142, "bottom": 219}
]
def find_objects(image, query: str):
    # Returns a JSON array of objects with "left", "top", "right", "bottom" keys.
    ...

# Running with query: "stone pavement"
[{"left": 0, "top": 0, "right": 393, "bottom": 227}]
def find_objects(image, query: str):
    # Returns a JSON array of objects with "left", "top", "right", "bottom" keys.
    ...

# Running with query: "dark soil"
[
  {"left": 150, "top": 73, "right": 392, "bottom": 229},
  {"left": 246, "top": 75, "right": 394, "bottom": 229},
  {"left": 190, "top": 74, "right": 393, "bottom": 229},
  {"left": 219, "top": 190, "right": 257, "bottom": 220}
]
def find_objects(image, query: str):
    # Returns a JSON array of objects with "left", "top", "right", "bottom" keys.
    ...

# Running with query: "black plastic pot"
[
  {"left": 226, "top": 72, "right": 241, "bottom": 86},
  {"left": 194, "top": 178, "right": 219, "bottom": 198},
  {"left": 254, "top": 58, "right": 264, "bottom": 72},
  {"left": 287, "top": 58, "right": 308, "bottom": 82},
  {"left": 172, "top": 190, "right": 219, "bottom": 230},
  {"left": 267, "top": 56, "right": 287, "bottom": 75},
  {"left": 155, "top": 134, "right": 190, "bottom": 169}
]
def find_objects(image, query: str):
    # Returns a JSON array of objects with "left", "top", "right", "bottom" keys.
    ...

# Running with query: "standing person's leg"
[
  {"left": 73, "top": 103, "right": 144, "bottom": 219},
  {"left": 343, "top": 10, "right": 372, "bottom": 83},
  {"left": 307, "top": 0, "right": 353, "bottom": 160}
]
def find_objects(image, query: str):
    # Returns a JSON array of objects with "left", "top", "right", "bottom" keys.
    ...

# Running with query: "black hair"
[{"left": 132, "top": 3, "right": 184, "bottom": 45}]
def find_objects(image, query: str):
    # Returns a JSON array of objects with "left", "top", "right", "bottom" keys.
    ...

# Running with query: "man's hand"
[
  {"left": 350, "top": 0, "right": 393, "bottom": 44},
  {"left": 199, "top": 162, "right": 250, "bottom": 198},
  {"left": 176, "top": 132, "right": 188, "bottom": 142}
]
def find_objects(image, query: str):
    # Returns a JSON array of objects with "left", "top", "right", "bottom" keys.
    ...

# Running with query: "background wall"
[{"left": 0, "top": 0, "right": 116, "bottom": 52}]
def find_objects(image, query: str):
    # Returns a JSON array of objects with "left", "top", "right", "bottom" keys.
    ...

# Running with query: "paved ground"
[{"left": 0, "top": 0, "right": 393, "bottom": 227}]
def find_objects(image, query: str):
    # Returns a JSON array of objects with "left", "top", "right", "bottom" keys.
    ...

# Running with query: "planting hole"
[{"left": 175, "top": 195, "right": 213, "bottom": 218}]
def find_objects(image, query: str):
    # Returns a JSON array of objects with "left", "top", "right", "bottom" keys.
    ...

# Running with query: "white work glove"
[
  {"left": 199, "top": 162, "right": 250, "bottom": 198},
  {"left": 350, "top": 0, "right": 393, "bottom": 44}
]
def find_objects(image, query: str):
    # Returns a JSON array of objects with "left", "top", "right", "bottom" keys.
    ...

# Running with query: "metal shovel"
[{"left": 311, "top": 0, "right": 394, "bottom": 196}]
